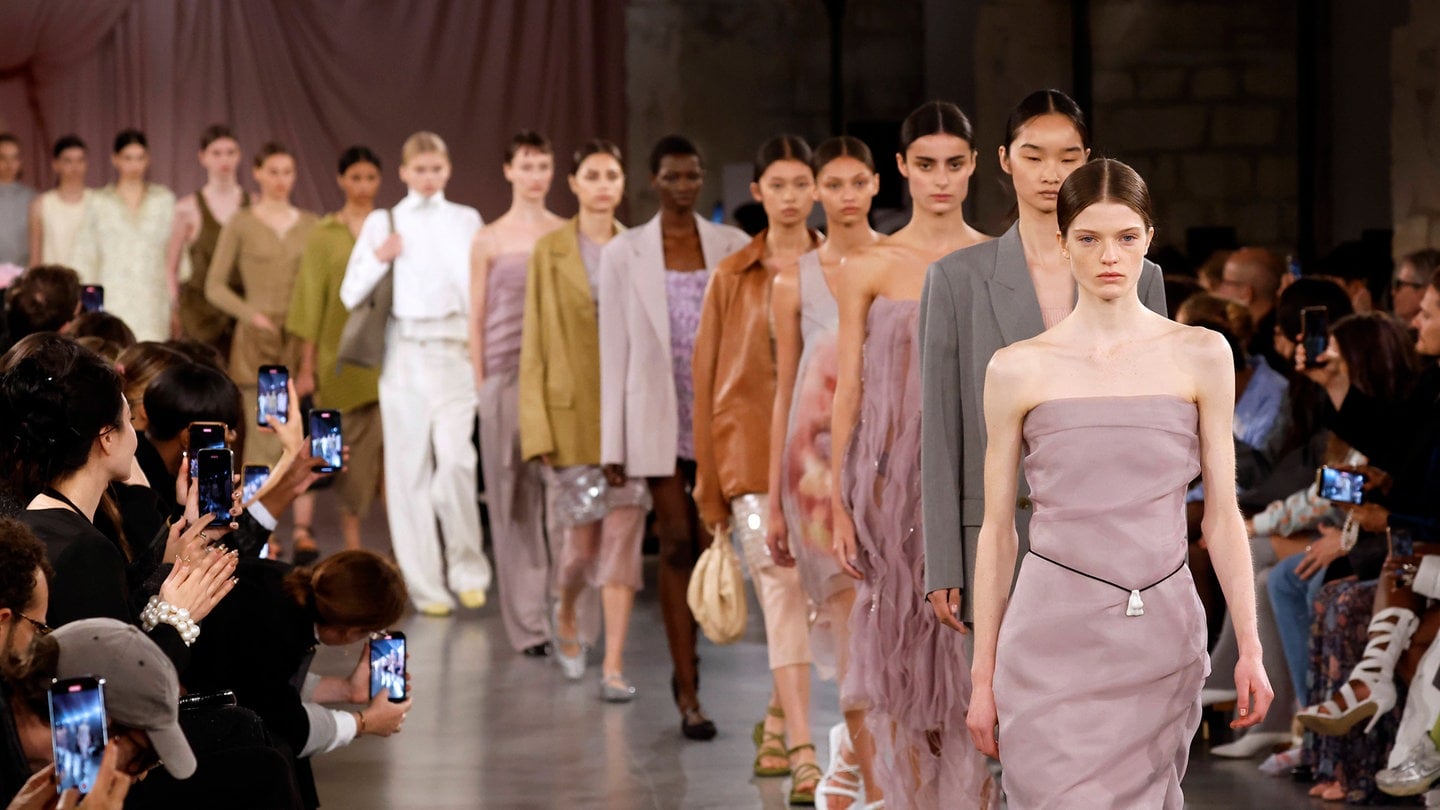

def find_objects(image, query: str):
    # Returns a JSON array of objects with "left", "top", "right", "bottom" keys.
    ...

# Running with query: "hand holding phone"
[
  {"left": 308, "top": 409, "right": 343, "bottom": 474},
  {"left": 257, "top": 366, "right": 290, "bottom": 427},
  {"left": 369, "top": 632, "right": 407, "bottom": 702},
  {"left": 49, "top": 677, "right": 108, "bottom": 796}
]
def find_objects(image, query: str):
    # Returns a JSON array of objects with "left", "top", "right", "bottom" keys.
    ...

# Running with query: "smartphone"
[
  {"left": 1301, "top": 306, "right": 1329, "bottom": 369},
  {"left": 1286, "top": 254, "right": 1302, "bottom": 281},
  {"left": 80, "top": 285, "right": 104, "bottom": 314},
  {"left": 1317, "top": 465, "right": 1366, "bottom": 505},
  {"left": 187, "top": 421, "right": 227, "bottom": 480},
  {"left": 196, "top": 447, "right": 234, "bottom": 527},
  {"left": 257, "top": 365, "right": 289, "bottom": 427},
  {"left": 1391, "top": 529, "right": 1415, "bottom": 559},
  {"left": 370, "top": 632, "right": 407, "bottom": 702},
  {"left": 242, "top": 465, "right": 270, "bottom": 503},
  {"left": 48, "top": 676, "right": 108, "bottom": 796},
  {"left": 308, "top": 409, "right": 343, "bottom": 474}
]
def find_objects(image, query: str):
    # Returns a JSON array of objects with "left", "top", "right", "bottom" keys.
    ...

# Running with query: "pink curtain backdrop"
[{"left": 0, "top": 0, "right": 626, "bottom": 218}]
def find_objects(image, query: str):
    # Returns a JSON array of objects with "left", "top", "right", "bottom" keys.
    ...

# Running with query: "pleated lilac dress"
[
  {"left": 994, "top": 395, "right": 1210, "bottom": 809},
  {"left": 842, "top": 297, "right": 997, "bottom": 808}
]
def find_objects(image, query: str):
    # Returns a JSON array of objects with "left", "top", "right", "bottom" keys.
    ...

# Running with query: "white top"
[
  {"left": 340, "top": 190, "right": 481, "bottom": 320},
  {"left": 71, "top": 183, "right": 176, "bottom": 342},
  {"left": 38, "top": 188, "right": 92, "bottom": 266}
]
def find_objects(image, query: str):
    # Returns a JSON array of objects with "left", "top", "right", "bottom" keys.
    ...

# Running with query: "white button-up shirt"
[{"left": 340, "top": 190, "right": 481, "bottom": 320}]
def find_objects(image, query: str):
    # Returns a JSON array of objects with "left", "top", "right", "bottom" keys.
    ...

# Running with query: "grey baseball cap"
[{"left": 51, "top": 619, "right": 197, "bottom": 780}]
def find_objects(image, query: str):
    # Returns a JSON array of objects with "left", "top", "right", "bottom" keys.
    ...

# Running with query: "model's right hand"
[
  {"left": 766, "top": 513, "right": 795, "bottom": 567},
  {"left": 966, "top": 681, "right": 1000, "bottom": 759},
  {"left": 375, "top": 233, "right": 403, "bottom": 263},
  {"left": 927, "top": 588, "right": 968, "bottom": 634}
]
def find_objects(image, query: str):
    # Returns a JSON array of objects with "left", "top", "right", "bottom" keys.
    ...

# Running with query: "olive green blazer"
[{"left": 518, "top": 218, "right": 622, "bottom": 466}]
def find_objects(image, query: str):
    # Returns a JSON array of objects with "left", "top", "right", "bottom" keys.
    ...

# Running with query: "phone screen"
[
  {"left": 257, "top": 366, "right": 289, "bottom": 427},
  {"left": 242, "top": 465, "right": 271, "bottom": 503},
  {"left": 1301, "top": 306, "right": 1329, "bottom": 369},
  {"left": 1318, "top": 466, "right": 1365, "bottom": 505},
  {"left": 187, "top": 422, "right": 227, "bottom": 479},
  {"left": 197, "top": 448, "right": 234, "bottom": 527},
  {"left": 80, "top": 285, "right": 104, "bottom": 314},
  {"left": 49, "top": 678, "right": 108, "bottom": 796},
  {"left": 370, "top": 634, "right": 407, "bottom": 702},
  {"left": 309, "top": 410, "right": 343, "bottom": 473}
]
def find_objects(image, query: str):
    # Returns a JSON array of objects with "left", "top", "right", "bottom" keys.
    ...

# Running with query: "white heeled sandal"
[
  {"left": 816, "top": 723, "right": 865, "bottom": 810},
  {"left": 1297, "top": 607, "right": 1418, "bottom": 736}
]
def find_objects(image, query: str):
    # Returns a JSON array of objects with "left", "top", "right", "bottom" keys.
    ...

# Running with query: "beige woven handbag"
[{"left": 687, "top": 524, "right": 747, "bottom": 644}]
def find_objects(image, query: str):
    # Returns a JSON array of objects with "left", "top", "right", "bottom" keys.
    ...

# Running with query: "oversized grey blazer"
[
  {"left": 918, "top": 222, "right": 1167, "bottom": 623},
  {"left": 598, "top": 212, "right": 750, "bottom": 477}
]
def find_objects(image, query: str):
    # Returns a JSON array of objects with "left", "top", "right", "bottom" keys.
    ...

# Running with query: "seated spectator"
[
  {"left": 70, "top": 311, "right": 137, "bottom": 353},
  {"left": 1307, "top": 240, "right": 1386, "bottom": 315},
  {"left": 1, "top": 265, "right": 80, "bottom": 353},
  {"left": 0, "top": 518, "right": 51, "bottom": 662},
  {"left": 1215, "top": 247, "right": 1287, "bottom": 372},
  {"left": 0, "top": 335, "right": 235, "bottom": 667},
  {"left": 1195, "top": 248, "right": 1233, "bottom": 294},
  {"left": 1392, "top": 248, "right": 1439, "bottom": 324},
  {"left": 1163, "top": 273, "right": 1202, "bottom": 320},
  {"left": 183, "top": 550, "right": 411, "bottom": 808}
]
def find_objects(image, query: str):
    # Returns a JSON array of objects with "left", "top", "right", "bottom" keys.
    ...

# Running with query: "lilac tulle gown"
[
  {"left": 841, "top": 298, "right": 997, "bottom": 808},
  {"left": 994, "top": 395, "right": 1209, "bottom": 809}
]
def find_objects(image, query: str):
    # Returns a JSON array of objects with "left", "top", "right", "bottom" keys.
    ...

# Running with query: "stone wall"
[{"left": 1391, "top": 0, "right": 1440, "bottom": 259}]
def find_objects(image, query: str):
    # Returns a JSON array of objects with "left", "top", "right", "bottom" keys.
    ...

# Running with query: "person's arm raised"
[
  {"left": 1194, "top": 328, "right": 1274, "bottom": 730},
  {"left": 965, "top": 346, "right": 1029, "bottom": 759}
]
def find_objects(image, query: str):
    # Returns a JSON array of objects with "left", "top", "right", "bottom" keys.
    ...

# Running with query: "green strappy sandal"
[
  {"left": 753, "top": 705, "right": 791, "bottom": 777},
  {"left": 787, "top": 743, "right": 823, "bottom": 806}
]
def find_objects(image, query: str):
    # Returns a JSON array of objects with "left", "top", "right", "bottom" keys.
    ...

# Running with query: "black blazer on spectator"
[
  {"left": 182, "top": 558, "right": 321, "bottom": 808},
  {"left": 20, "top": 508, "right": 190, "bottom": 669}
]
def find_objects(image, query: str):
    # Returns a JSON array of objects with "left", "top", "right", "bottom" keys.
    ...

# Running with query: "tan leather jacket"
[{"left": 692, "top": 229, "right": 821, "bottom": 529}]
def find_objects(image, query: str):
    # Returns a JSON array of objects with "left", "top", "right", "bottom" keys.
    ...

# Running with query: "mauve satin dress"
[{"left": 993, "top": 395, "right": 1210, "bottom": 809}]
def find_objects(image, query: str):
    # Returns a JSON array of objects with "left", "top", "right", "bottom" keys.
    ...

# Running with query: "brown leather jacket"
[{"left": 691, "top": 229, "right": 821, "bottom": 529}]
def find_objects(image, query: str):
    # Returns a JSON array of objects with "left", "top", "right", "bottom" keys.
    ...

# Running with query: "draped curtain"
[{"left": 0, "top": 0, "right": 627, "bottom": 217}]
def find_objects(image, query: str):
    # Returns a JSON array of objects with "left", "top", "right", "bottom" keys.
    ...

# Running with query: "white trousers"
[{"left": 380, "top": 335, "right": 491, "bottom": 608}]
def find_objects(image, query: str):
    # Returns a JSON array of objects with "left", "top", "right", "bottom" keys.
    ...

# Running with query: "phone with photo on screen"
[
  {"left": 196, "top": 447, "right": 234, "bottom": 528},
  {"left": 370, "top": 632, "right": 407, "bottom": 702},
  {"left": 257, "top": 365, "right": 289, "bottom": 427},
  {"left": 80, "top": 285, "right": 104, "bottom": 313},
  {"left": 242, "top": 465, "right": 270, "bottom": 503},
  {"left": 308, "top": 409, "right": 343, "bottom": 474},
  {"left": 1316, "top": 465, "right": 1365, "bottom": 505},
  {"left": 48, "top": 676, "right": 108, "bottom": 796},
  {"left": 187, "top": 421, "right": 227, "bottom": 480}
]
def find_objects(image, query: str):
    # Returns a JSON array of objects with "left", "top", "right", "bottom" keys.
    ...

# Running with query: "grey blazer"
[
  {"left": 918, "top": 222, "right": 1167, "bottom": 623},
  {"left": 598, "top": 212, "right": 750, "bottom": 477}
]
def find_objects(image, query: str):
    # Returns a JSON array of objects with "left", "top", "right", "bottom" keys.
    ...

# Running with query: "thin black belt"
[{"left": 1027, "top": 550, "right": 1187, "bottom": 617}]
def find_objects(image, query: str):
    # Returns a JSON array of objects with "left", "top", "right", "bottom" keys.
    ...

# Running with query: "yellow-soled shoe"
[
  {"left": 418, "top": 602, "right": 454, "bottom": 617},
  {"left": 459, "top": 589, "right": 488, "bottom": 609}
]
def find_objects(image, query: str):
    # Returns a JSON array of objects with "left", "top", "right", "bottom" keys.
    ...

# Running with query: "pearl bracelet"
[{"left": 140, "top": 596, "right": 201, "bottom": 646}]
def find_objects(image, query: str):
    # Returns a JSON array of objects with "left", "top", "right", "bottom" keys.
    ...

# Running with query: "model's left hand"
[{"left": 1230, "top": 653, "right": 1274, "bottom": 730}]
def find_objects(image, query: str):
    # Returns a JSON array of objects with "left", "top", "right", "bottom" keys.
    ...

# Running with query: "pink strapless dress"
[{"left": 994, "top": 395, "right": 1210, "bottom": 809}]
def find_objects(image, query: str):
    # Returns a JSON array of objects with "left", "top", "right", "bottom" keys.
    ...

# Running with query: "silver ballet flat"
[{"left": 600, "top": 674, "right": 636, "bottom": 703}]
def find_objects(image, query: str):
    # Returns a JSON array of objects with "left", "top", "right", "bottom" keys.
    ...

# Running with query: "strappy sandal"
[
  {"left": 816, "top": 723, "right": 864, "bottom": 810},
  {"left": 753, "top": 705, "right": 790, "bottom": 777},
  {"left": 788, "top": 743, "right": 823, "bottom": 806},
  {"left": 291, "top": 525, "right": 320, "bottom": 566},
  {"left": 1297, "top": 607, "right": 1418, "bottom": 736}
]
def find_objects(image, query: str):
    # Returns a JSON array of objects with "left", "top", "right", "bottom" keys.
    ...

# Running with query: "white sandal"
[
  {"left": 816, "top": 722, "right": 865, "bottom": 810},
  {"left": 1297, "top": 607, "right": 1418, "bottom": 736}
]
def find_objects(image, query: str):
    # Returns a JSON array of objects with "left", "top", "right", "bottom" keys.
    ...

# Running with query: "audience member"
[
  {"left": 1393, "top": 248, "right": 1440, "bottom": 325},
  {"left": 70, "top": 312, "right": 137, "bottom": 353},
  {"left": 1, "top": 265, "right": 81, "bottom": 352},
  {"left": 1216, "top": 247, "right": 1287, "bottom": 373}
]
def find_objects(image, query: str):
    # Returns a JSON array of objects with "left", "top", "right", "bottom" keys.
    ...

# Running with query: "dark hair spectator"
[
  {"left": 1164, "top": 274, "right": 1203, "bottom": 320},
  {"left": 164, "top": 338, "right": 228, "bottom": 372},
  {"left": 3, "top": 265, "right": 81, "bottom": 346},
  {"left": 71, "top": 311, "right": 137, "bottom": 351},
  {"left": 143, "top": 362, "right": 245, "bottom": 443}
]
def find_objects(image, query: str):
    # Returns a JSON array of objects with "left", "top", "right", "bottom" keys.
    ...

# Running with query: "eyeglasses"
[
  {"left": 1393, "top": 278, "right": 1425, "bottom": 292},
  {"left": 14, "top": 612, "right": 50, "bottom": 636}
]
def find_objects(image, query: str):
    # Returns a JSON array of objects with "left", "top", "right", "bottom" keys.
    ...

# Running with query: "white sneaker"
[
  {"left": 1378, "top": 742, "right": 1440, "bottom": 797},
  {"left": 1210, "top": 731, "right": 1293, "bottom": 758}
]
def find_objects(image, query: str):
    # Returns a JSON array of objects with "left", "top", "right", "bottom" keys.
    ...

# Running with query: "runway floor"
[{"left": 290, "top": 492, "right": 1335, "bottom": 808}]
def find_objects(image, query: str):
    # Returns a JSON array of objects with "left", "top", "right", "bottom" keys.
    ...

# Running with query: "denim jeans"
[{"left": 1269, "top": 552, "right": 1329, "bottom": 700}]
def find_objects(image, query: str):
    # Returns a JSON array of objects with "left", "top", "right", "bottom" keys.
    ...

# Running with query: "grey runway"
[{"left": 296, "top": 492, "right": 1318, "bottom": 809}]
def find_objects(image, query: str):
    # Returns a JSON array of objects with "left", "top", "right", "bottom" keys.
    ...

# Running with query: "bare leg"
[
  {"left": 775, "top": 664, "right": 817, "bottom": 789},
  {"left": 340, "top": 510, "right": 364, "bottom": 551},
  {"left": 291, "top": 492, "right": 318, "bottom": 558},
  {"left": 647, "top": 467, "right": 707, "bottom": 727}
]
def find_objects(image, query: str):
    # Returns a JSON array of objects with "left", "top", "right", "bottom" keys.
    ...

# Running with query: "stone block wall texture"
[{"left": 1391, "top": 0, "right": 1440, "bottom": 260}]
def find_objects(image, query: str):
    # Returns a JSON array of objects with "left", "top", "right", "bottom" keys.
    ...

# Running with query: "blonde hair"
[{"left": 401, "top": 131, "right": 449, "bottom": 165}]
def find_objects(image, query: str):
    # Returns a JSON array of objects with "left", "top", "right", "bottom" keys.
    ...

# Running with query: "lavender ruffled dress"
[
  {"left": 993, "top": 395, "right": 1209, "bottom": 809},
  {"left": 841, "top": 297, "right": 996, "bottom": 808}
]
